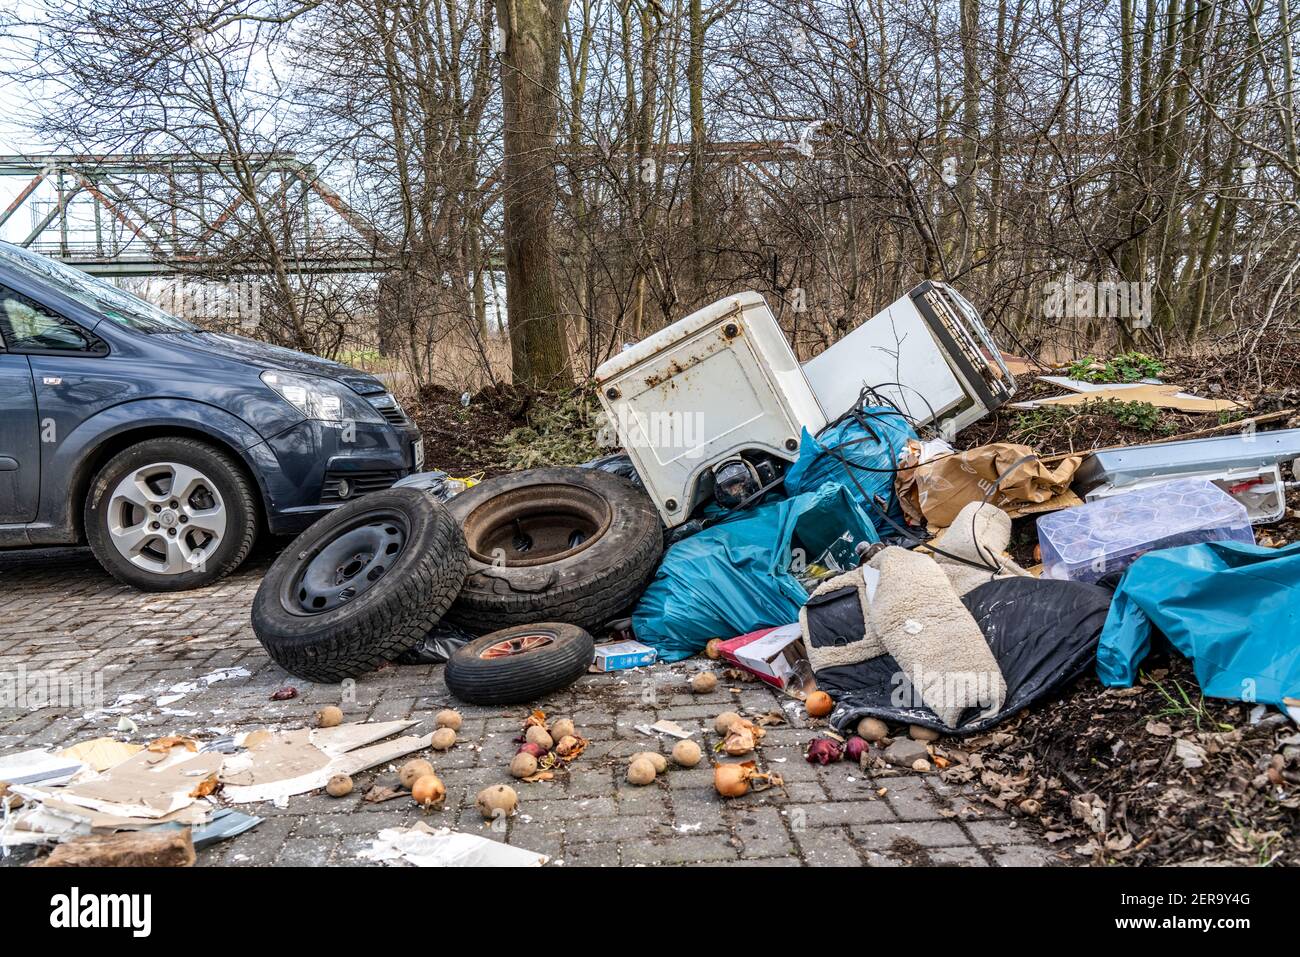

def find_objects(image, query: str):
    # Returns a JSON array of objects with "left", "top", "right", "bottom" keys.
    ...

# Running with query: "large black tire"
[
  {"left": 444, "top": 623, "right": 594, "bottom": 704},
  {"left": 251, "top": 488, "right": 467, "bottom": 682},
  {"left": 445, "top": 466, "right": 662, "bottom": 634},
  {"left": 85, "top": 437, "right": 259, "bottom": 592}
]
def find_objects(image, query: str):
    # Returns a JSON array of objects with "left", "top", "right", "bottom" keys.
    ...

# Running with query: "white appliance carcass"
[
  {"left": 801, "top": 281, "right": 1017, "bottom": 435},
  {"left": 594, "top": 292, "right": 824, "bottom": 526},
  {"left": 594, "top": 283, "right": 1015, "bottom": 527}
]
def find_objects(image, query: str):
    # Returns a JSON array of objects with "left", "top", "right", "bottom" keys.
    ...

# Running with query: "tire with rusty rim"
[
  {"left": 445, "top": 467, "right": 662, "bottom": 634},
  {"left": 444, "top": 623, "right": 594, "bottom": 704},
  {"left": 251, "top": 488, "right": 467, "bottom": 683}
]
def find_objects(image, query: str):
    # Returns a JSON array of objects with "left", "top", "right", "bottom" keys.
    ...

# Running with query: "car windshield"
[{"left": 0, "top": 242, "right": 195, "bottom": 333}]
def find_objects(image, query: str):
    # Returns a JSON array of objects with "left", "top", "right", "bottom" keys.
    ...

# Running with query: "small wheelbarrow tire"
[
  {"left": 444, "top": 623, "right": 594, "bottom": 705},
  {"left": 252, "top": 488, "right": 468, "bottom": 683}
]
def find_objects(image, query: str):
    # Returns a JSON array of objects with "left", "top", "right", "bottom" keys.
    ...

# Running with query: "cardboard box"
[
  {"left": 717, "top": 623, "right": 811, "bottom": 692},
  {"left": 592, "top": 640, "right": 657, "bottom": 672}
]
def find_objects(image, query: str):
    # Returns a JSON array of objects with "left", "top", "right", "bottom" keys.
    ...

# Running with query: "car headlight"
[{"left": 260, "top": 371, "right": 385, "bottom": 426}]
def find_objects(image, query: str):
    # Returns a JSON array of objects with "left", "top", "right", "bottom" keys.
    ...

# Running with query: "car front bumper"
[{"left": 253, "top": 417, "right": 423, "bottom": 535}]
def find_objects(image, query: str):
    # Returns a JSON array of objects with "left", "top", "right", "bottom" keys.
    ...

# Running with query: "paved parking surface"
[{"left": 0, "top": 547, "right": 1060, "bottom": 866}]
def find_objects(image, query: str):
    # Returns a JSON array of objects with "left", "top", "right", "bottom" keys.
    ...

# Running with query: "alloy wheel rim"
[{"left": 106, "top": 462, "right": 227, "bottom": 576}]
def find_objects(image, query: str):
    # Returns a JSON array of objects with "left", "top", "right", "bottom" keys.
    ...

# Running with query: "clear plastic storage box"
[{"left": 1036, "top": 478, "right": 1255, "bottom": 583}]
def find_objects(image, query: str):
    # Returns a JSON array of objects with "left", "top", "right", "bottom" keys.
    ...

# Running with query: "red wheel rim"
[{"left": 480, "top": 633, "right": 555, "bottom": 659}]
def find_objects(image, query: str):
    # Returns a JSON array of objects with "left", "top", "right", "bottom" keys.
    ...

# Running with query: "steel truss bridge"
[{"left": 0, "top": 152, "right": 391, "bottom": 277}]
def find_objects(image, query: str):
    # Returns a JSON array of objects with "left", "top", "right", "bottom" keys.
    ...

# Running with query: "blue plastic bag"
[
  {"left": 783, "top": 405, "right": 916, "bottom": 529},
  {"left": 632, "top": 482, "right": 879, "bottom": 662},
  {"left": 1097, "top": 540, "right": 1300, "bottom": 706}
]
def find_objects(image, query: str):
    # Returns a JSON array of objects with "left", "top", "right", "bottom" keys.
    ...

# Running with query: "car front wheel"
[{"left": 85, "top": 437, "right": 259, "bottom": 591}]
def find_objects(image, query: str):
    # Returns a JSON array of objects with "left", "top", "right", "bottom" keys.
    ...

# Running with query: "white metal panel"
[
  {"left": 801, "top": 292, "right": 966, "bottom": 423},
  {"left": 594, "top": 293, "right": 824, "bottom": 525}
]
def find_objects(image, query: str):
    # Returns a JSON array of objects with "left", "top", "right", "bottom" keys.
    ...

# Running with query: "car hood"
[{"left": 160, "top": 332, "right": 387, "bottom": 395}]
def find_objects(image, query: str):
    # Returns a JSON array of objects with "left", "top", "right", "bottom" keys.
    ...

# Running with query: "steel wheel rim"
[
  {"left": 461, "top": 483, "right": 612, "bottom": 567},
  {"left": 479, "top": 632, "right": 556, "bottom": 660},
  {"left": 106, "top": 461, "right": 227, "bottom": 576},
  {"left": 289, "top": 513, "right": 408, "bottom": 614}
]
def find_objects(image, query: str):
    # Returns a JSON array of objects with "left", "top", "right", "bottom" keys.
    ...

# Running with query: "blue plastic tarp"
[
  {"left": 783, "top": 406, "right": 916, "bottom": 530},
  {"left": 632, "top": 482, "right": 878, "bottom": 662},
  {"left": 1096, "top": 540, "right": 1300, "bottom": 706}
]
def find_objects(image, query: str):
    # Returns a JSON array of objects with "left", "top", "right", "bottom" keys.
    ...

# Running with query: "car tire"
[
  {"left": 444, "top": 466, "right": 663, "bottom": 635},
  {"left": 251, "top": 488, "right": 467, "bottom": 683},
  {"left": 85, "top": 437, "right": 259, "bottom": 592},
  {"left": 444, "top": 623, "right": 595, "bottom": 705}
]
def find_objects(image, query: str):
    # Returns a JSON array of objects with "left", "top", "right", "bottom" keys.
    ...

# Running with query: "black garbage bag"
[
  {"left": 822, "top": 576, "right": 1113, "bottom": 736},
  {"left": 579, "top": 452, "right": 645, "bottom": 490},
  {"left": 395, "top": 620, "right": 478, "bottom": 665}
]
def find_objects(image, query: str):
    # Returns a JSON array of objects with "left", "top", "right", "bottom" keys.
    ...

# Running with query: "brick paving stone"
[
  {"left": 792, "top": 825, "right": 864, "bottom": 866},
  {"left": 929, "top": 845, "right": 991, "bottom": 866},
  {"left": 966, "top": 819, "right": 1040, "bottom": 845},
  {"left": 563, "top": 841, "right": 621, "bottom": 867},
  {"left": 850, "top": 819, "right": 972, "bottom": 849},
  {"left": 0, "top": 545, "right": 1069, "bottom": 868},
  {"left": 986, "top": 843, "right": 1063, "bottom": 866},
  {"left": 623, "top": 834, "right": 738, "bottom": 865}
]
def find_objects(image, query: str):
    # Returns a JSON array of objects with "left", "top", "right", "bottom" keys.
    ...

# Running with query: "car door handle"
[{"left": 0, "top": 456, "right": 17, "bottom": 471}]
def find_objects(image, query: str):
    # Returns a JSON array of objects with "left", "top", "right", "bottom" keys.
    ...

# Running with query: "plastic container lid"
[{"left": 1036, "top": 477, "right": 1254, "bottom": 581}]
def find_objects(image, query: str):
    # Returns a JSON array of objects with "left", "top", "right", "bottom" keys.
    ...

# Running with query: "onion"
[
  {"left": 844, "top": 736, "right": 869, "bottom": 763},
  {"left": 705, "top": 638, "right": 723, "bottom": 660},
  {"left": 805, "top": 691, "right": 833, "bottom": 718},
  {"left": 517, "top": 742, "right": 548, "bottom": 760},
  {"left": 411, "top": 773, "right": 446, "bottom": 809},
  {"left": 805, "top": 737, "right": 844, "bottom": 764},
  {"left": 712, "top": 761, "right": 783, "bottom": 798},
  {"left": 713, "top": 763, "right": 753, "bottom": 798},
  {"left": 722, "top": 725, "right": 756, "bottom": 756}
]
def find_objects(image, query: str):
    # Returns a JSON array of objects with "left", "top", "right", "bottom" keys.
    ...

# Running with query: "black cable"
[
  {"left": 797, "top": 383, "right": 1001, "bottom": 572},
  {"left": 694, "top": 383, "right": 1018, "bottom": 574}
]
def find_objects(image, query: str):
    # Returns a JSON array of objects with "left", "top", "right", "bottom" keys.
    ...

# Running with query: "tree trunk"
[
  {"left": 688, "top": 0, "right": 706, "bottom": 288},
  {"left": 498, "top": 0, "right": 574, "bottom": 389}
]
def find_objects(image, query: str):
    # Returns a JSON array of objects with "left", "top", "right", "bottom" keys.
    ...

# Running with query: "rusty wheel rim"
[
  {"left": 479, "top": 633, "right": 556, "bottom": 660},
  {"left": 462, "top": 482, "right": 612, "bottom": 568}
]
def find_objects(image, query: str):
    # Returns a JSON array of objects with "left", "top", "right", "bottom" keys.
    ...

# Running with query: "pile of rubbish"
[
  {"left": 244, "top": 285, "right": 1300, "bottom": 847},
  {"left": 9, "top": 284, "right": 1298, "bottom": 866}
]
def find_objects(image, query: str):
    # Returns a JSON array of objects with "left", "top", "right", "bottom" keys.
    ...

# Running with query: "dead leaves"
[
  {"left": 188, "top": 773, "right": 219, "bottom": 799},
  {"left": 146, "top": 735, "right": 198, "bottom": 754},
  {"left": 362, "top": 784, "right": 407, "bottom": 804},
  {"left": 946, "top": 658, "right": 1299, "bottom": 865},
  {"left": 716, "top": 717, "right": 766, "bottom": 756}
]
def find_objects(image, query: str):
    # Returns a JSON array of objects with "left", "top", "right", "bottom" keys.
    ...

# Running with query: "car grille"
[
  {"left": 320, "top": 469, "right": 403, "bottom": 503},
  {"left": 367, "top": 393, "right": 410, "bottom": 428}
]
